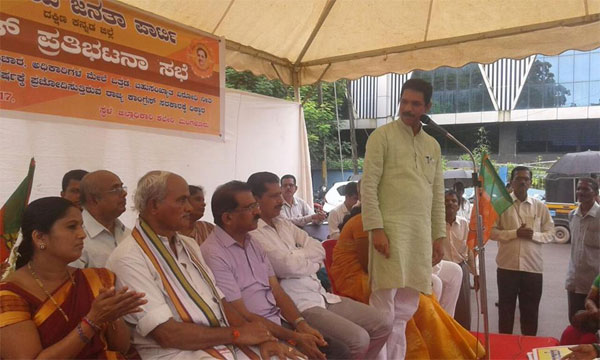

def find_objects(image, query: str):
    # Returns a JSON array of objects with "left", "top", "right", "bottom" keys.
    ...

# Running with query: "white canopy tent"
[{"left": 121, "top": 0, "right": 600, "bottom": 86}]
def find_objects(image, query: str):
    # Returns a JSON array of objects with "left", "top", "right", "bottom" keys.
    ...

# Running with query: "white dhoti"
[{"left": 370, "top": 287, "right": 420, "bottom": 360}]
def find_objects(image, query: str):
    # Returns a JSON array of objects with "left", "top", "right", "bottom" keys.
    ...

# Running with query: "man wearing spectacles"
[
  {"left": 201, "top": 180, "right": 340, "bottom": 360},
  {"left": 71, "top": 170, "right": 130, "bottom": 268}
]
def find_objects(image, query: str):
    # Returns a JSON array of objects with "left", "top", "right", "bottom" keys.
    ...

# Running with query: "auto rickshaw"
[{"left": 544, "top": 150, "right": 600, "bottom": 243}]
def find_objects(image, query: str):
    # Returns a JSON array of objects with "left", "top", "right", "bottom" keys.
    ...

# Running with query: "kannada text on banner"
[{"left": 0, "top": 0, "right": 223, "bottom": 136}]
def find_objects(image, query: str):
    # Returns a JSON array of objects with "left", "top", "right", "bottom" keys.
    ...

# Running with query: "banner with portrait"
[{"left": 0, "top": 0, "right": 224, "bottom": 136}]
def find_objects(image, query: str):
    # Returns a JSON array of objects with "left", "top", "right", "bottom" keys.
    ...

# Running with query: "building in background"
[{"left": 341, "top": 49, "right": 600, "bottom": 164}]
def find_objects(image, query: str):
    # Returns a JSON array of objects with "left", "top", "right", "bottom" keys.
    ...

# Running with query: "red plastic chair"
[{"left": 322, "top": 239, "right": 339, "bottom": 294}]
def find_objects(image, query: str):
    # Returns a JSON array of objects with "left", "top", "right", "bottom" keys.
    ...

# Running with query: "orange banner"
[{"left": 0, "top": 0, "right": 223, "bottom": 136}]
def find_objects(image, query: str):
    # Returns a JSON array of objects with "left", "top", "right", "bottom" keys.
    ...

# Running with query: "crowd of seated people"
[{"left": 1, "top": 166, "right": 596, "bottom": 360}]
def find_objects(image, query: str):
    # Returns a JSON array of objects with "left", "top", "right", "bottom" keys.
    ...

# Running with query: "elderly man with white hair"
[{"left": 106, "top": 171, "right": 301, "bottom": 359}]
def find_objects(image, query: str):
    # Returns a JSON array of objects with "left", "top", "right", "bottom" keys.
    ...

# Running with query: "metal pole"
[
  {"left": 451, "top": 141, "right": 489, "bottom": 360},
  {"left": 333, "top": 81, "right": 345, "bottom": 180}
]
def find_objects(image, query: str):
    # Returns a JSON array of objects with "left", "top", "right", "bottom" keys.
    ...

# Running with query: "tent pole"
[
  {"left": 334, "top": 81, "right": 344, "bottom": 180},
  {"left": 301, "top": 64, "right": 332, "bottom": 106},
  {"left": 293, "top": 70, "right": 301, "bottom": 102}
]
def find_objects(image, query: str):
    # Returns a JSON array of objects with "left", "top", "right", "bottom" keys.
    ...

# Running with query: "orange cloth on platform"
[
  {"left": 330, "top": 213, "right": 485, "bottom": 359},
  {"left": 0, "top": 268, "right": 125, "bottom": 359},
  {"left": 406, "top": 294, "right": 485, "bottom": 359}
]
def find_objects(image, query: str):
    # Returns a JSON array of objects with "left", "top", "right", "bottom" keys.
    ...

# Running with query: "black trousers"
[
  {"left": 567, "top": 291, "right": 588, "bottom": 324},
  {"left": 497, "top": 268, "right": 543, "bottom": 335}
]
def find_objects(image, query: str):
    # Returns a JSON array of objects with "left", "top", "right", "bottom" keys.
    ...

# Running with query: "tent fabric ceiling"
[{"left": 121, "top": 0, "right": 600, "bottom": 86}]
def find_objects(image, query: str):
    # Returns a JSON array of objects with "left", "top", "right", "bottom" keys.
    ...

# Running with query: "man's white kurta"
[{"left": 362, "top": 120, "right": 445, "bottom": 294}]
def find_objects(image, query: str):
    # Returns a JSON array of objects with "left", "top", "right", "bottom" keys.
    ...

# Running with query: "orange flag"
[{"left": 467, "top": 154, "right": 513, "bottom": 250}]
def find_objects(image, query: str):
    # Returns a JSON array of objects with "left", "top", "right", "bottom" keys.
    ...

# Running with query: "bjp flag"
[
  {"left": 467, "top": 154, "right": 512, "bottom": 250},
  {"left": 0, "top": 158, "right": 35, "bottom": 262}
]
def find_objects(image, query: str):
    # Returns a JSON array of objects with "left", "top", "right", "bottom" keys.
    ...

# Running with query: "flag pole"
[
  {"left": 451, "top": 143, "right": 490, "bottom": 360},
  {"left": 420, "top": 116, "right": 490, "bottom": 358}
]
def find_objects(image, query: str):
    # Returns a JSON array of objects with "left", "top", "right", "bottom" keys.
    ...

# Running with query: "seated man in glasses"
[{"left": 71, "top": 170, "right": 130, "bottom": 268}]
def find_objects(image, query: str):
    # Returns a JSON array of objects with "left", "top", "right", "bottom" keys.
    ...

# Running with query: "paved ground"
[{"left": 471, "top": 241, "right": 572, "bottom": 340}]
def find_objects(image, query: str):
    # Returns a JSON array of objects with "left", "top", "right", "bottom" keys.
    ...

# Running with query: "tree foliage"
[
  {"left": 225, "top": 68, "right": 291, "bottom": 99},
  {"left": 459, "top": 126, "right": 491, "bottom": 165},
  {"left": 518, "top": 60, "right": 571, "bottom": 108}
]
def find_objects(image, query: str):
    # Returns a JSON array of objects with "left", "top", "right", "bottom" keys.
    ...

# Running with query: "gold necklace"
[{"left": 27, "top": 262, "right": 75, "bottom": 322}]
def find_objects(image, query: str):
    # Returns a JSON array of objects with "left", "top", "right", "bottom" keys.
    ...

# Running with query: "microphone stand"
[{"left": 421, "top": 115, "right": 490, "bottom": 359}]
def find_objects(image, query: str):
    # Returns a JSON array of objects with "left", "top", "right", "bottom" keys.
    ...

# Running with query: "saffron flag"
[
  {"left": 467, "top": 154, "right": 513, "bottom": 250},
  {"left": 0, "top": 158, "right": 35, "bottom": 262}
]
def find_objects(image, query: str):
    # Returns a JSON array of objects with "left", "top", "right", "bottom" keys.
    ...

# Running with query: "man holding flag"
[{"left": 490, "top": 166, "right": 554, "bottom": 336}]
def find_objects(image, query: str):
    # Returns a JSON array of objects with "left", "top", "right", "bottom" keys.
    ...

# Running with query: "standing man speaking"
[{"left": 361, "top": 79, "right": 446, "bottom": 360}]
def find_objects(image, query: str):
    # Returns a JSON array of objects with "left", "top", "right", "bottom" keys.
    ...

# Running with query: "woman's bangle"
[
  {"left": 82, "top": 316, "right": 102, "bottom": 332},
  {"left": 76, "top": 323, "right": 91, "bottom": 344}
]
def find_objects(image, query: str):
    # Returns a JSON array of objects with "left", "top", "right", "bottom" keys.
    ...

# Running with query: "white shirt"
[
  {"left": 490, "top": 193, "right": 555, "bottom": 273},
  {"left": 457, "top": 199, "right": 472, "bottom": 220},
  {"left": 249, "top": 217, "right": 341, "bottom": 312},
  {"left": 71, "top": 209, "right": 130, "bottom": 268},
  {"left": 327, "top": 203, "right": 350, "bottom": 239},
  {"left": 566, "top": 202, "right": 600, "bottom": 294},
  {"left": 106, "top": 232, "right": 228, "bottom": 359},
  {"left": 281, "top": 196, "right": 317, "bottom": 227},
  {"left": 443, "top": 216, "right": 477, "bottom": 275}
]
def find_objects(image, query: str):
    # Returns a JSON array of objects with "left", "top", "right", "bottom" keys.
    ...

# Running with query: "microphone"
[
  {"left": 420, "top": 114, "right": 449, "bottom": 137},
  {"left": 420, "top": 114, "right": 471, "bottom": 157}
]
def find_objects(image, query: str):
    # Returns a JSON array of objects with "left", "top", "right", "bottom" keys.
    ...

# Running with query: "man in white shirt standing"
[
  {"left": 565, "top": 177, "right": 600, "bottom": 322},
  {"left": 247, "top": 172, "right": 392, "bottom": 360},
  {"left": 72, "top": 170, "right": 130, "bottom": 268},
  {"left": 281, "top": 174, "right": 326, "bottom": 227},
  {"left": 327, "top": 182, "right": 359, "bottom": 239},
  {"left": 443, "top": 189, "right": 478, "bottom": 330},
  {"left": 491, "top": 166, "right": 555, "bottom": 335}
]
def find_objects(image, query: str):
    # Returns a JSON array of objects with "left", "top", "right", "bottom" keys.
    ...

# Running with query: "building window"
[
  {"left": 413, "top": 64, "right": 494, "bottom": 114},
  {"left": 516, "top": 49, "right": 600, "bottom": 108}
]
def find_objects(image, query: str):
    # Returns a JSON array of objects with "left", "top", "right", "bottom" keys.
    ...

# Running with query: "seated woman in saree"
[
  {"left": 179, "top": 185, "right": 215, "bottom": 245},
  {"left": 329, "top": 206, "right": 485, "bottom": 359},
  {"left": 0, "top": 197, "right": 147, "bottom": 359}
]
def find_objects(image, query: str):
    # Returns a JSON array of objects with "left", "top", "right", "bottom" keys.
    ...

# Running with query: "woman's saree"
[{"left": 0, "top": 268, "right": 125, "bottom": 359}]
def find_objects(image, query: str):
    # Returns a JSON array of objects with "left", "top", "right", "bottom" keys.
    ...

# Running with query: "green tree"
[
  {"left": 518, "top": 60, "right": 571, "bottom": 108},
  {"left": 225, "top": 68, "right": 291, "bottom": 99},
  {"left": 460, "top": 126, "right": 490, "bottom": 165}
]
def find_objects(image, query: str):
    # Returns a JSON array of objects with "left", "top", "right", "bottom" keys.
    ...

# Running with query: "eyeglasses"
[
  {"left": 104, "top": 185, "right": 127, "bottom": 195},
  {"left": 230, "top": 202, "right": 260, "bottom": 213}
]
